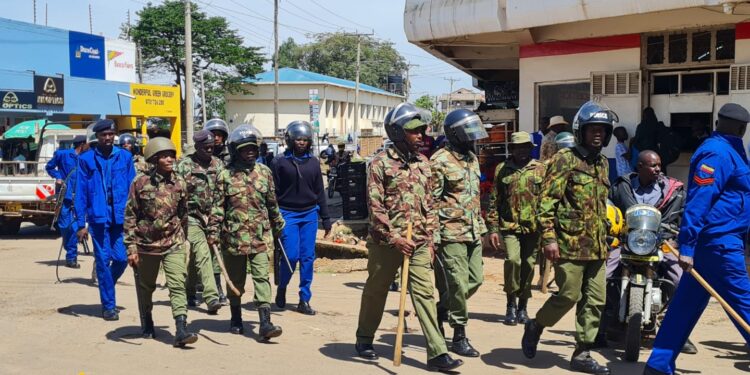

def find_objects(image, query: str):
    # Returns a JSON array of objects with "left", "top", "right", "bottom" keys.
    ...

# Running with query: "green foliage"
[
  {"left": 129, "top": 1, "right": 265, "bottom": 121},
  {"left": 275, "top": 33, "right": 407, "bottom": 89},
  {"left": 414, "top": 95, "right": 434, "bottom": 110}
]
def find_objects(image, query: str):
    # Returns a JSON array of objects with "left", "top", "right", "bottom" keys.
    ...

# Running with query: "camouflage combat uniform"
[
  {"left": 124, "top": 170, "right": 189, "bottom": 318},
  {"left": 133, "top": 154, "right": 150, "bottom": 176},
  {"left": 355, "top": 147, "right": 448, "bottom": 360},
  {"left": 487, "top": 157, "right": 545, "bottom": 300},
  {"left": 215, "top": 161, "right": 285, "bottom": 309},
  {"left": 430, "top": 145, "right": 486, "bottom": 328},
  {"left": 534, "top": 146, "right": 610, "bottom": 346},
  {"left": 175, "top": 154, "right": 224, "bottom": 307},
  {"left": 540, "top": 131, "right": 559, "bottom": 162}
]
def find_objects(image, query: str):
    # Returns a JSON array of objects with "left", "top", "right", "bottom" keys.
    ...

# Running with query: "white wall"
[{"left": 519, "top": 47, "right": 641, "bottom": 157}]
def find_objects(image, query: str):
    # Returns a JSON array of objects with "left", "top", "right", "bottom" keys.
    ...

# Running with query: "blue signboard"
[{"left": 69, "top": 31, "right": 105, "bottom": 79}]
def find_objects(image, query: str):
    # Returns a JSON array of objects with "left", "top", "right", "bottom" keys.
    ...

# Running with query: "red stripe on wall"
[
  {"left": 520, "top": 34, "right": 641, "bottom": 58},
  {"left": 736, "top": 22, "right": 750, "bottom": 40}
]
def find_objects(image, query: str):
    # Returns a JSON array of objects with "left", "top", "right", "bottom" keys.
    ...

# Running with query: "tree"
[
  {"left": 129, "top": 1, "right": 265, "bottom": 127},
  {"left": 414, "top": 95, "right": 434, "bottom": 110},
  {"left": 275, "top": 33, "right": 407, "bottom": 90}
]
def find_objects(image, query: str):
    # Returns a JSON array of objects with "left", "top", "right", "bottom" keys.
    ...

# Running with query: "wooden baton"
[{"left": 393, "top": 222, "right": 413, "bottom": 367}]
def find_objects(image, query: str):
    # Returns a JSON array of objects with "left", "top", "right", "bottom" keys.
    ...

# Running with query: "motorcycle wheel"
[
  {"left": 624, "top": 286, "right": 644, "bottom": 362},
  {"left": 328, "top": 180, "right": 335, "bottom": 199}
]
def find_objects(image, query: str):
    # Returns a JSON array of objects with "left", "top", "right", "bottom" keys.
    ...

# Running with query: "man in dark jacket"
[{"left": 600, "top": 150, "right": 696, "bottom": 353}]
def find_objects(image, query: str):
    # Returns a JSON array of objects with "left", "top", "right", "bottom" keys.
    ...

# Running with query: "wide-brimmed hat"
[
  {"left": 549, "top": 115, "right": 569, "bottom": 128},
  {"left": 510, "top": 131, "right": 536, "bottom": 146}
]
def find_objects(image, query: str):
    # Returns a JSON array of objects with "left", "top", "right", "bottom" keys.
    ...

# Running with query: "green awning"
[{"left": 2, "top": 120, "right": 69, "bottom": 139}]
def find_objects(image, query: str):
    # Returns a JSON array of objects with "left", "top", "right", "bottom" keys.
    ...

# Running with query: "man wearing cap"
[
  {"left": 47, "top": 135, "right": 89, "bottom": 268},
  {"left": 75, "top": 119, "right": 136, "bottom": 321},
  {"left": 175, "top": 130, "right": 224, "bottom": 314},
  {"left": 487, "top": 132, "right": 545, "bottom": 326},
  {"left": 643, "top": 103, "right": 750, "bottom": 375},
  {"left": 540, "top": 115, "right": 569, "bottom": 161}
]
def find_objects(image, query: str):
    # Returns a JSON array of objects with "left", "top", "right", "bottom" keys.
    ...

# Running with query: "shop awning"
[{"left": 2, "top": 120, "right": 69, "bottom": 140}]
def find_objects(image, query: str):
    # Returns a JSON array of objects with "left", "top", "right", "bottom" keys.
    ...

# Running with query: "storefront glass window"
[
  {"left": 653, "top": 75, "right": 678, "bottom": 95},
  {"left": 716, "top": 29, "right": 735, "bottom": 60},
  {"left": 717, "top": 71, "right": 729, "bottom": 95},
  {"left": 537, "top": 82, "right": 590, "bottom": 130},
  {"left": 647, "top": 35, "right": 664, "bottom": 65},
  {"left": 692, "top": 31, "right": 711, "bottom": 62},
  {"left": 682, "top": 73, "right": 713, "bottom": 93},
  {"left": 669, "top": 33, "right": 688, "bottom": 64}
]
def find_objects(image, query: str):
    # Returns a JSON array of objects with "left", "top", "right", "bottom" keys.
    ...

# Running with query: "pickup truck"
[{"left": 0, "top": 124, "right": 86, "bottom": 235}]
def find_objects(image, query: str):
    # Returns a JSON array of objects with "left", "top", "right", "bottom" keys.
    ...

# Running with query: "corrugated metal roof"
[{"left": 245, "top": 68, "right": 402, "bottom": 97}]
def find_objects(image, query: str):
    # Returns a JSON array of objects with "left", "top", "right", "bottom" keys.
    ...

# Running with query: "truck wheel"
[
  {"left": 0, "top": 218, "right": 22, "bottom": 236},
  {"left": 624, "top": 286, "right": 644, "bottom": 362}
]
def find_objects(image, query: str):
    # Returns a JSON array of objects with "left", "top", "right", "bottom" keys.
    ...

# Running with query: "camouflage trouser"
[
  {"left": 503, "top": 232, "right": 540, "bottom": 299},
  {"left": 535, "top": 259, "right": 606, "bottom": 345},
  {"left": 223, "top": 251, "right": 272, "bottom": 308},
  {"left": 185, "top": 224, "right": 219, "bottom": 304},
  {"left": 356, "top": 243, "right": 447, "bottom": 360},
  {"left": 435, "top": 240, "right": 484, "bottom": 327},
  {"left": 136, "top": 244, "right": 188, "bottom": 318}
]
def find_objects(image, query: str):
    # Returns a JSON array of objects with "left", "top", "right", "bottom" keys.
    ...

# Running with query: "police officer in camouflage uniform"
[
  {"left": 203, "top": 118, "right": 232, "bottom": 304},
  {"left": 354, "top": 103, "right": 463, "bottom": 372},
  {"left": 124, "top": 137, "right": 198, "bottom": 347},
  {"left": 215, "top": 124, "right": 284, "bottom": 341},
  {"left": 487, "top": 131, "right": 546, "bottom": 326},
  {"left": 175, "top": 129, "right": 223, "bottom": 315},
  {"left": 522, "top": 101, "right": 616, "bottom": 375},
  {"left": 430, "top": 108, "right": 489, "bottom": 358},
  {"left": 119, "top": 133, "right": 148, "bottom": 175}
]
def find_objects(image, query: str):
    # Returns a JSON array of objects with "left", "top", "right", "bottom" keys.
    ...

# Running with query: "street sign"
[{"left": 308, "top": 89, "right": 320, "bottom": 132}]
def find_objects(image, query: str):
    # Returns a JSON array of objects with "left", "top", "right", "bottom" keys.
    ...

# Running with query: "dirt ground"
[{"left": 1, "top": 224, "right": 749, "bottom": 375}]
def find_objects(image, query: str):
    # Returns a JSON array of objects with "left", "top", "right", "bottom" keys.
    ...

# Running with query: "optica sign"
[{"left": 69, "top": 31, "right": 105, "bottom": 80}]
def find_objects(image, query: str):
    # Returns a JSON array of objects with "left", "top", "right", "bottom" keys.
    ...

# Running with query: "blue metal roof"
[{"left": 246, "top": 68, "right": 401, "bottom": 97}]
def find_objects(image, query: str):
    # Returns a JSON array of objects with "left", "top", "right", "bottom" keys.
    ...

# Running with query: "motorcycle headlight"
[{"left": 627, "top": 229, "right": 658, "bottom": 255}]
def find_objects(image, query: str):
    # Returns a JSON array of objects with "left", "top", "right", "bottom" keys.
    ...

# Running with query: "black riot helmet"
[
  {"left": 384, "top": 102, "right": 427, "bottom": 155},
  {"left": 118, "top": 133, "right": 139, "bottom": 154},
  {"left": 572, "top": 100, "right": 618, "bottom": 147},
  {"left": 204, "top": 118, "right": 229, "bottom": 139},
  {"left": 285, "top": 120, "right": 314, "bottom": 150},
  {"left": 228, "top": 124, "right": 263, "bottom": 157},
  {"left": 443, "top": 109, "right": 488, "bottom": 154}
]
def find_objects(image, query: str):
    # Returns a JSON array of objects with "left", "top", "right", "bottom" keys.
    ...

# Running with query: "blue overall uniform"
[
  {"left": 46, "top": 148, "right": 79, "bottom": 262},
  {"left": 271, "top": 151, "right": 331, "bottom": 303},
  {"left": 646, "top": 132, "right": 750, "bottom": 374},
  {"left": 75, "top": 146, "right": 135, "bottom": 313}
]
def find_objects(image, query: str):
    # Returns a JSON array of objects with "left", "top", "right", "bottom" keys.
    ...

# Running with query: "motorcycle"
[
  {"left": 327, "top": 163, "right": 338, "bottom": 199},
  {"left": 616, "top": 204, "right": 677, "bottom": 362}
]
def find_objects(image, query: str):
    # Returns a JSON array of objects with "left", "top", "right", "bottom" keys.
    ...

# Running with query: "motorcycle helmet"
[
  {"left": 606, "top": 199, "right": 624, "bottom": 248},
  {"left": 443, "top": 108, "right": 488, "bottom": 154},
  {"left": 285, "top": 120, "right": 314, "bottom": 150},
  {"left": 384, "top": 102, "right": 427, "bottom": 155},
  {"left": 572, "top": 100, "right": 618, "bottom": 147}
]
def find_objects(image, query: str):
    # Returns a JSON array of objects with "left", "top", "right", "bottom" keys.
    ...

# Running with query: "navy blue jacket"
[
  {"left": 75, "top": 146, "right": 135, "bottom": 227},
  {"left": 679, "top": 132, "right": 750, "bottom": 257},
  {"left": 271, "top": 152, "right": 331, "bottom": 229},
  {"left": 46, "top": 148, "right": 78, "bottom": 201}
]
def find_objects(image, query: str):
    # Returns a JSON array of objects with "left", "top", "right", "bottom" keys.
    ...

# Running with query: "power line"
[
  {"left": 263, "top": 0, "right": 343, "bottom": 32},
  {"left": 309, "top": 0, "right": 373, "bottom": 32},
  {"left": 197, "top": 0, "right": 316, "bottom": 36}
]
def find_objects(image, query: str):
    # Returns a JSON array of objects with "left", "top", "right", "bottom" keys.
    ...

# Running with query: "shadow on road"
[
  {"left": 701, "top": 340, "right": 750, "bottom": 372},
  {"left": 468, "top": 311, "right": 506, "bottom": 323},
  {"left": 343, "top": 282, "right": 365, "bottom": 290},
  {"left": 105, "top": 324, "right": 197, "bottom": 349},
  {"left": 481, "top": 347, "right": 569, "bottom": 371},
  {"left": 319, "top": 342, "right": 421, "bottom": 375},
  {"left": 55, "top": 277, "right": 97, "bottom": 287},
  {"left": 57, "top": 304, "right": 126, "bottom": 318}
]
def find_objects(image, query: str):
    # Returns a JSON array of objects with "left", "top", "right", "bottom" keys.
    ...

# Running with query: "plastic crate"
[{"left": 338, "top": 162, "right": 367, "bottom": 178}]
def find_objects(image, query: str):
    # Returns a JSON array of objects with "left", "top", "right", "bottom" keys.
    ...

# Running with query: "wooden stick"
[
  {"left": 393, "top": 223, "right": 413, "bottom": 367},
  {"left": 664, "top": 242, "right": 750, "bottom": 335},
  {"left": 210, "top": 244, "right": 241, "bottom": 297}
]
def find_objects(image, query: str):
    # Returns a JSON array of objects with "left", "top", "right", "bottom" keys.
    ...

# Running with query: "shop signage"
[
  {"left": 34, "top": 75, "right": 65, "bottom": 107},
  {"left": 485, "top": 81, "right": 519, "bottom": 105},
  {"left": 309, "top": 89, "right": 320, "bottom": 132},
  {"left": 0, "top": 90, "right": 36, "bottom": 110},
  {"left": 69, "top": 31, "right": 106, "bottom": 79},
  {"left": 105, "top": 39, "right": 137, "bottom": 82}
]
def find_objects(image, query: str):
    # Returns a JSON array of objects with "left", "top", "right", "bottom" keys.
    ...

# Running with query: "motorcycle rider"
[{"left": 598, "top": 150, "right": 695, "bottom": 353}]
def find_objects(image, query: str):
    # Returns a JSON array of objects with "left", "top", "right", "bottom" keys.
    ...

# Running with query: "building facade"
[
  {"left": 438, "top": 88, "right": 485, "bottom": 112},
  {"left": 225, "top": 68, "right": 404, "bottom": 138}
]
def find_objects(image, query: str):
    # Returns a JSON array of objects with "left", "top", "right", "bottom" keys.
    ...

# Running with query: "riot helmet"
[
  {"left": 554, "top": 131, "right": 576, "bottom": 149},
  {"left": 572, "top": 100, "right": 618, "bottom": 147},
  {"left": 285, "top": 120, "right": 314, "bottom": 150},
  {"left": 86, "top": 123, "right": 97, "bottom": 145},
  {"left": 384, "top": 102, "right": 427, "bottom": 155},
  {"left": 228, "top": 124, "right": 263, "bottom": 156},
  {"left": 443, "top": 109, "right": 488, "bottom": 153},
  {"left": 204, "top": 118, "right": 229, "bottom": 139},
  {"left": 118, "top": 133, "right": 138, "bottom": 153}
]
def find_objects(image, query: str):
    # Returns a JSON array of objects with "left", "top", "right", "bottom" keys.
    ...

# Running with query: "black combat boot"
[
  {"left": 451, "top": 325, "right": 479, "bottom": 357},
  {"left": 570, "top": 345, "right": 610, "bottom": 374},
  {"left": 142, "top": 313, "right": 155, "bottom": 339},
  {"left": 297, "top": 301, "right": 316, "bottom": 315},
  {"left": 521, "top": 319, "right": 544, "bottom": 359},
  {"left": 436, "top": 304, "right": 448, "bottom": 338},
  {"left": 230, "top": 305, "right": 243, "bottom": 334},
  {"left": 517, "top": 298, "right": 530, "bottom": 324},
  {"left": 206, "top": 298, "right": 222, "bottom": 315},
  {"left": 504, "top": 294, "right": 518, "bottom": 326},
  {"left": 173, "top": 315, "right": 198, "bottom": 348},
  {"left": 275, "top": 287, "right": 287, "bottom": 308},
  {"left": 355, "top": 343, "right": 379, "bottom": 360},
  {"left": 681, "top": 338, "right": 698, "bottom": 354},
  {"left": 215, "top": 273, "right": 228, "bottom": 305},
  {"left": 642, "top": 365, "right": 669, "bottom": 375},
  {"left": 426, "top": 353, "right": 464, "bottom": 372},
  {"left": 187, "top": 295, "right": 199, "bottom": 307},
  {"left": 258, "top": 306, "right": 282, "bottom": 341},
  {"left": 65, "top": 260, "right": 80, "bottom": 269}
]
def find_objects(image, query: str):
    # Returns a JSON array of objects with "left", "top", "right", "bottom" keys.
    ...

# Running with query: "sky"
[{"left": 2, "top": 0, "right": 475, "bottom": 101}]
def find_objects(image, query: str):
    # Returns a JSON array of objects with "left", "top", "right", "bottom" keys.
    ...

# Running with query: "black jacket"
[
  {"left": 609, "top": 173, "right": 685, "bottom": 240},
  {"left": 270, "top": 153, "right": 332, "bottom": 230}
]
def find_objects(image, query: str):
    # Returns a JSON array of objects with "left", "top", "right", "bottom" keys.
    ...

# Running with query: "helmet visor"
[
  {"left": 576, "top": 101, "right": 619, "bottom": 125},
  {"left": 452, "top": 115, "right": 489, "bottom": 142}
]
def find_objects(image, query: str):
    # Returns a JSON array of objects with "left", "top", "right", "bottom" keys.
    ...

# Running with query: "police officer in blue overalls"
[
  {"left": 47, "top": 135, "right": 88, "bottom": 268},
  {"left": 75, "top": 119, "right": 136, "bottom": 321},
  {"left": 644, "top": 103, "right": 750, "bottom": 375}
]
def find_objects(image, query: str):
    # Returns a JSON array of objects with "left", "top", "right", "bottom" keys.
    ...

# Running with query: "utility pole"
[
  {"left": 444, "top": 77, "right": 458, "bottom": 112},
  {"left": 126, "top": 10, "right": 131, "bottom": 40},
  {"left": 200, "top": 70, "right": 207, "bottom": 124},
  {"left": 347, "top": 31, "right": 373, "bottom": 143},
  {"left": 33, "top": 0, "right": 36, "bottom": 24},
  {"left": 273, "top": 0, "right": 279, "bottom": 137},
  {"left": 45, "top": 3, "right": 48, "bottom": 26},
  {"left": 137, "top": 46, "right": 143, "bottom": 83},
  {"left": 404, "top": 63, "right": 419, "bottom": 100},
  {"left": 184, "top": 0, "right": 194, "bottom": 144},
  {"left": 88, "top": 4, "right": 92, "bottom": 34}
]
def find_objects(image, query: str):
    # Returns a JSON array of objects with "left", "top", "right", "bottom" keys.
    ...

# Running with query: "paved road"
[{"left": 0, "top": 226, "right": 747, "bottom": 374}]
